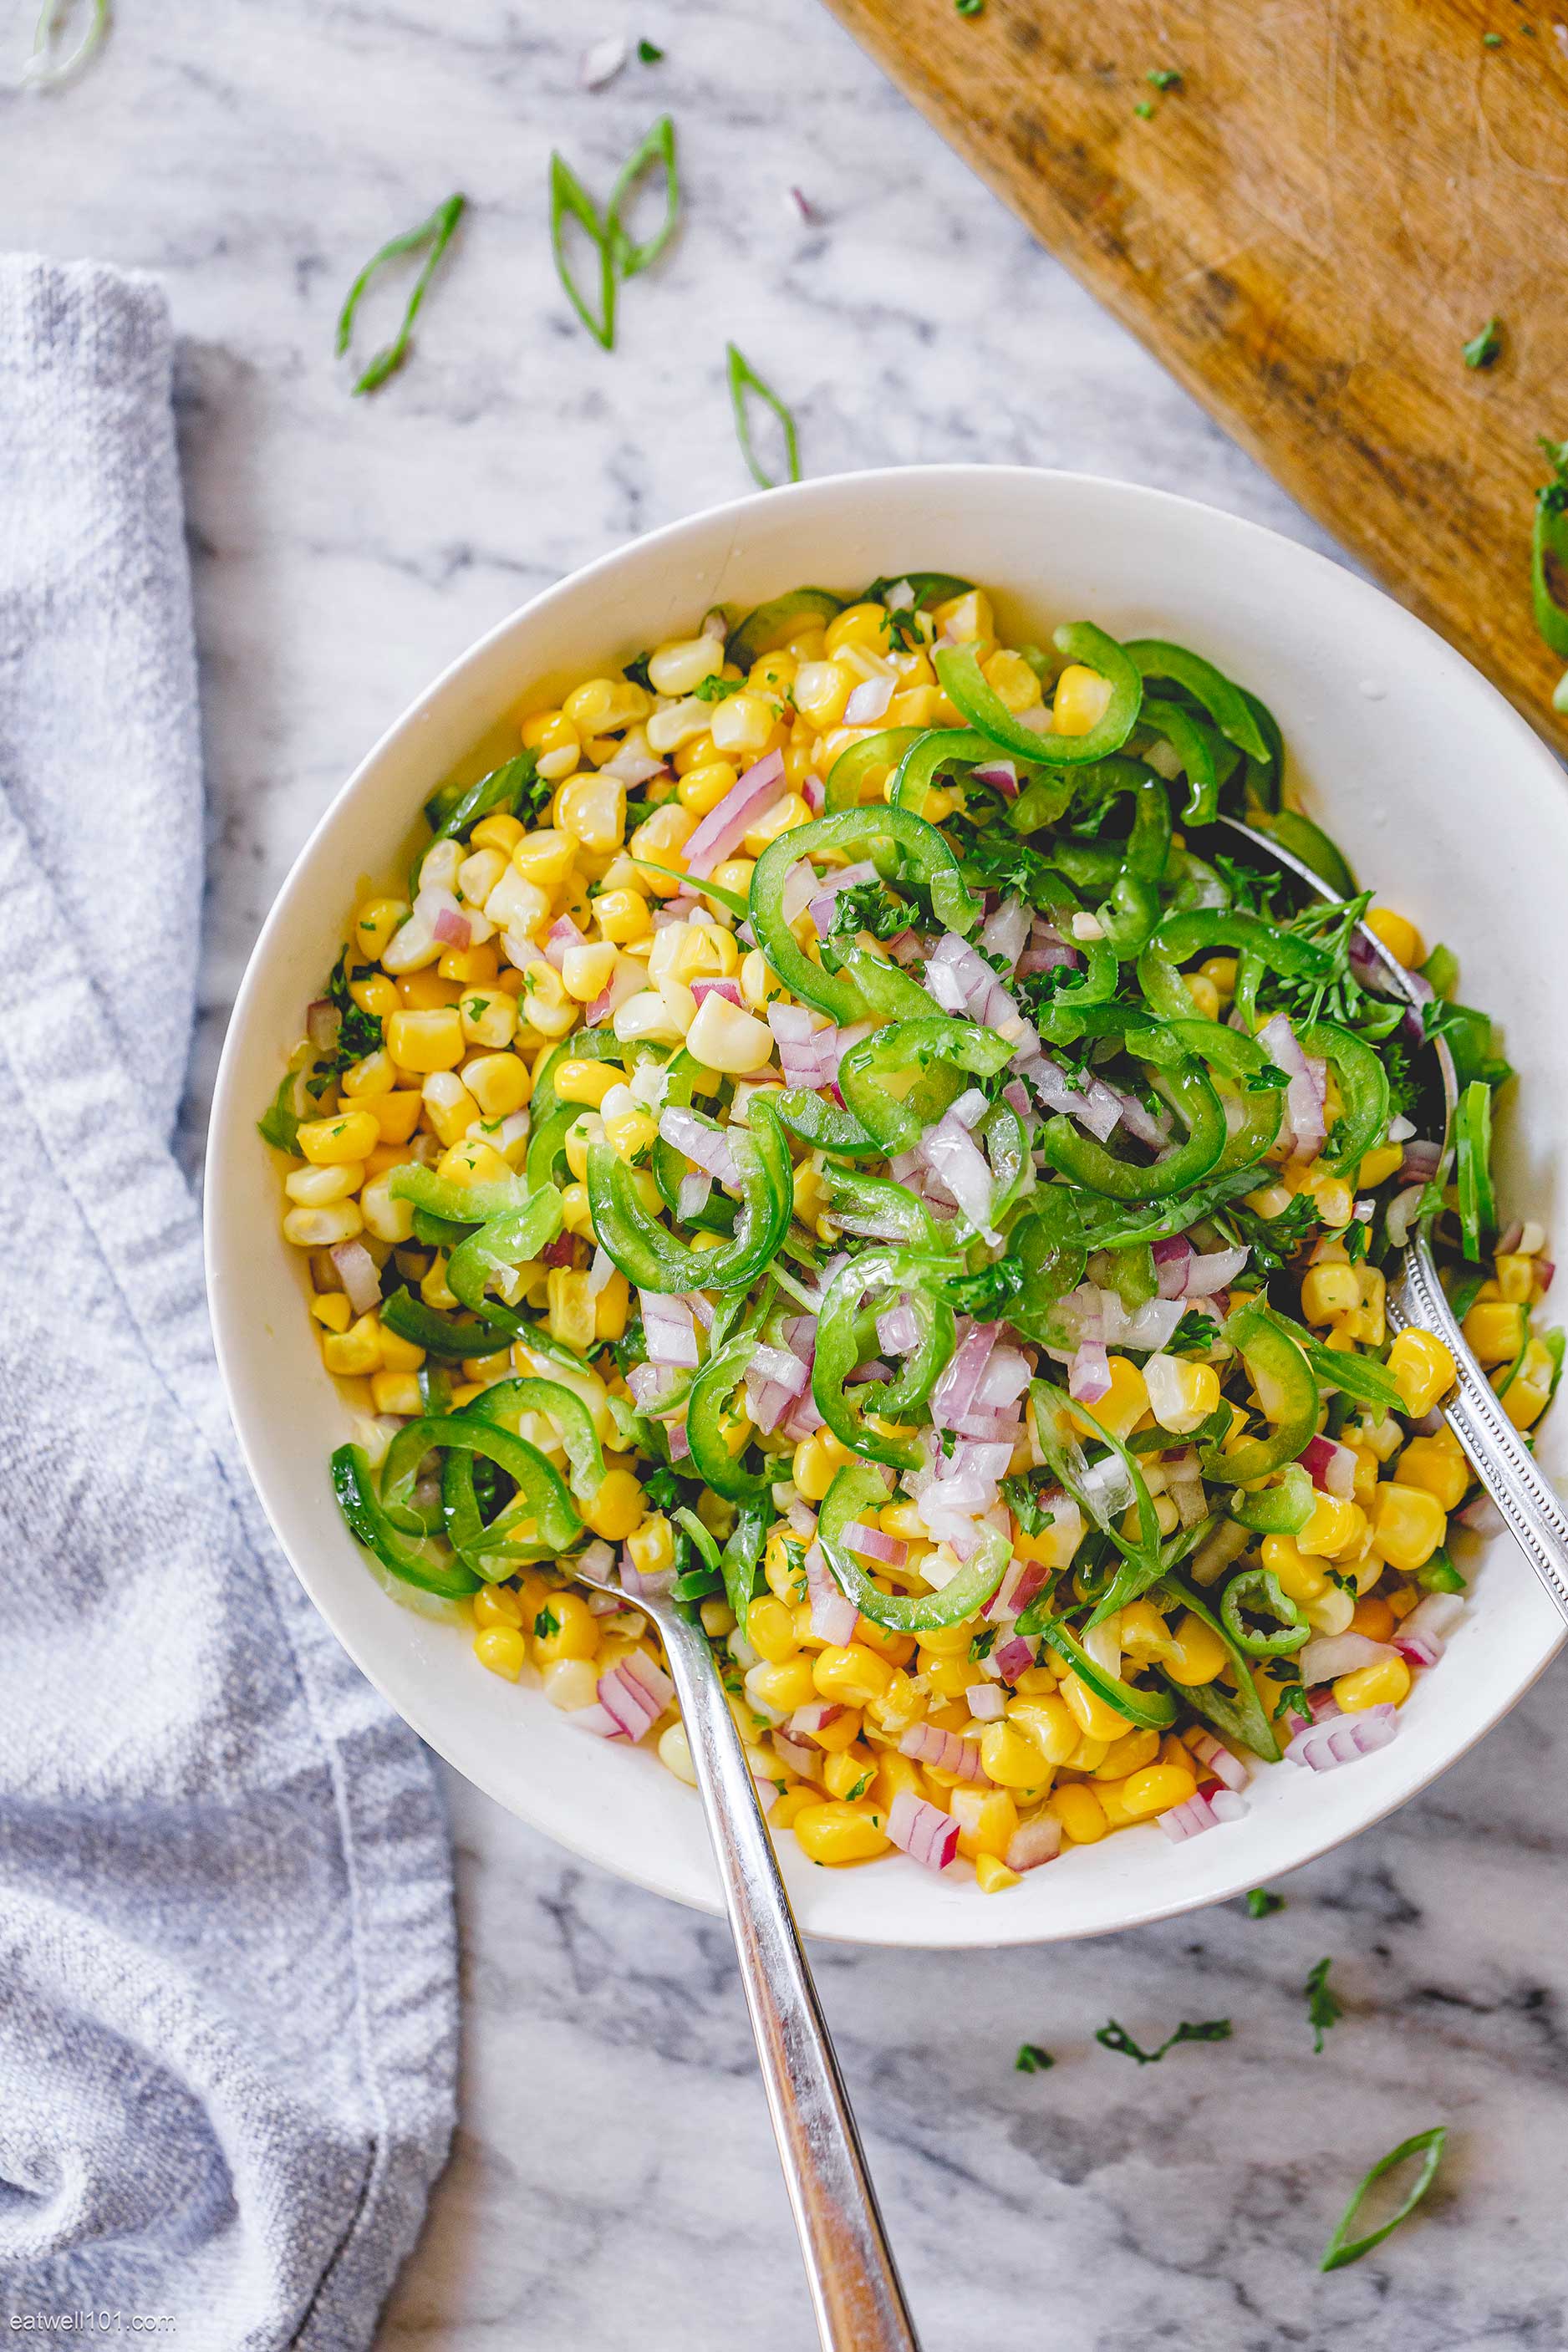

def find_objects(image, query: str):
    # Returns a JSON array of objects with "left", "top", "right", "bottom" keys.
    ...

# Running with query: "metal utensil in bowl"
[
  {"left": 575, "top": 1547, "right": 920, "bottom": 2351},
  {"left": 1218, "top": 814, "right": 1568, "bottom": 1624}
]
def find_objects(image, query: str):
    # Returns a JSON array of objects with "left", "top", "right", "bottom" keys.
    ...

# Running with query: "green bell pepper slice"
[
  {"left": 993, "top": 1187, "right": 1087, "bottom": 1343},
  {"left": 820, "top": 1163, "right": 945, "bottom": 1248},
  {"left": 1040, "top": 1056, "right": 1226, "bottom": 1200},
  {"left": 1138, "top": 910, "right": 1334, "bottom": 1016},
  {"left": 379, "top": 1412, "right": 581, "bottom": 1573},
  {"left": 1239, "top": 687, "right": 1285, "bottom": 812},
  {"left": 837, "top": 1015, "right": 1014, "bottom": 1157},
  {"left": 719, "top": 1497, "right": 771, "bottom": 1637},
  {"left": 1148, "top": 1012, "right": 1286, "bottom": 1172},
  {"left": 1219, "top": 1565, "right": 1309, "bottom": 1657},
  {"left": 1155, "top": 1574, "right": 1283, "bottom": 1760},
  {"left": 823, "top": 725, "right": 924, "bottom": 814},
  {"left": 828, "top": 941, "right": 940, "bottom": 1022},
  {"left": 1532, "top": 467, "right": 1568, "bottom": 661},
  {"left": 1029, "top": 1378, "right": 1161, "bottom": 1596},
  {"left": 1201, "top": 1304, "right": 1319, "bottom": 1485},
  {"left": 726, "top": 586, "right": 843, "bottom": 669},
  {"left": 456, "top": 1374, "right": 606, "bottom": 1498},
  {"left": 331, "top": 1443, "right": 482, "bottom": 1598},
  {"left": 888, "top": 726, "right": 985, "bottom": 818},
  {"left": 775, "top": 1087, "right": 883, "bottom": 1158},
  {"left": 445, "top": 1190, "right": 564, "bottom": 1337},
  {"left": 1229, "top": 1461, "right": 1314, "bottom": 1535},
  {"left": 1138, "top": 699, "right": 1219, "bottom": 827},
  {"left": 388, "top": 1164, "right": 535, "bottom": 1226},
  {"left": 1297, "top": 1020, "right": 1391, "bottom": 1177},
  {"left": 1077, "top": 1164, "right": 1266, "bottom": 1252},
  {"left": 1252, "top": 807, "right": 1356, "bottom": 897},
  {"left": 1256, "top": 1305, "right": 1404, "bottom": 1413},
  {"left": 686, "top": 1336, "right": 775, "bottom": 1501},
  {"left": 1455, "top": 1077, "right": 1496, "bottom": 1265},
  {"left": 813, "top": 1250, "right": 958, "bottom": 1469},
  {"left": 859, "top": 569, "right": 975, "bottom": 608},
  {"left": 380, "top": 1289, "right": 520, "bottom": 1361},
  {"left": 935, "top": 622, "right": 1143, "bottom": 767},
  {"left": 419, "top": 751, "right": 540, "bottom": 872},
  {"left": 1122, "top": 639, "right": 1269, "bottom": 764},
  {"left": 588, "top": 1092, "right": 792, "bottom": 1294},
  {"left": 817, "top": 1463, "right": 1011, "bottom": 1629},
  {"left": 1014, "top": 1605, "right": 1179, "bottom": 1730},
  {"left": 748, "top": 807, "right": 975, "bottom": 1024}
]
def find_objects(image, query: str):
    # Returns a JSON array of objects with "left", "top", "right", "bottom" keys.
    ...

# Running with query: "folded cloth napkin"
[{"left": 0, "top": 257, "right": 456, "bottom": 2346}]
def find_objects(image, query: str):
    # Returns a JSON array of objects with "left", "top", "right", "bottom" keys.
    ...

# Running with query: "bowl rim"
[{"left": 206, "top": 460, "right": 1568, "bottom": 1949}]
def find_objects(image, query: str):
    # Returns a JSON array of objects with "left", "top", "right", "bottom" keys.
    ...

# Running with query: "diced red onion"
[
  {"left": 919, "top": 1113, "right": 1000, "bottom": 1243},
  {"left": 744, "top": 1377, "right": 792, "bottom": 1434},
  {"left": 543, "top": 913, "right": 583, "bottom": 968},
  {"left": 986, "top": 1555, "right": 1051, "bottom": 1620},
  {"left": 992, "top": 1633, "right": 1036, "bottom": 1682},
  {"left": 843, "top": 1520, "right": 907, "bottom": 1566},
  {"left": 578, "top": 1539, "right": 615, "bottom": 1584},
  {"left": 598, "top": 1653, "right": 672, "bottom": 1741},
  {"left": 568, "top": 1703, "right": 628, "bottom": 1739},
  {"left": 668, "top": 1420, "right": 690, "bottom": 1461},
  {"left": 877, "top": 1304, "right": 920, "bottom": 1356},
  {"left": 1209, "top": 1789, "right": 1249, "bottom": 1824},
  {"left": 1301, "top": 1433, "right": 1357, "bottom": 1498},
  {"left": 1538, "top": 1260, "right": 1555, "bottom": 1294},
  {"left": 748, "top": 1341, "right": 811, "bottom": 1398},
  {"left": 804, "top": 859, "right": 879, "bottom": 939},
  {"left": 433, "top": 904, "right": 472, "bottom": 949},
  {"left": 1159, "top": 1789, "right": 1226, "bottom": 1842},
  {"left": 965, "top": 1683, "right": 1006, "bottom": 1721},
  {"left": 789, "top": 1700, "right": 848, "bottom": 1747},
  {"left": 932, "top": 1320, "right": 1000, "bottom": 1428},
  {"left": 1184, "top": 1245, "right": 1249, "bottom": 1297},
  {"left": 771, "top": 1731, "right": 819, "bottom": 1777},
  {"left": 1069, "top": 1341, "right": 1113, "bottom": 1405},
  {"left": 683, "top": 747, "right": 787, "bottom": 878},
  {"left": 843, "top": 674, "right": 895, "bottom": 725},
  {"left": 639, "top": 1291, "right": 700, "bottom": 1368},
  {"left": 690, "top": 975, "right": 743, "bottom": 1010},
  {"left": 899, "top": 1722, "right": 985, "bottom": 1779},
  {"left": 658, "top": 1104, "right": 741, "bottom": 1188},
  {"left": 802, "top": 771, "right": 825, "bottom": 813},
  {"left": 1187, "top": 1729, "right": 1250, "bottom": 1793},
  {"left": 970, "top": 760, "right": 1019, "bottom": 800},
  {"left": 1394, "top": 1591, "right": 1464, "bottom": 1668},
  {"left": 1153, "top": 1235, "right": 1194, "bottom": 1298},
  {"left": 1005, "top": 1814, "right": 1062, "bottom": 1871},
  {"left": 1260, "top": 1013, "right": 1326, "bottom": 1161},
  {"left": 804, "top": 1543, "right": 859, "bottom": 1645},
  {"left": 1458, "top": 1490, "right": 1504, "bottom": 1536},
  {"left": 979, "top": 894, "right": 1030, "bottom": 971},
  {"left": 1016, "top": 1051, "right": 1123, "bottom": 1143},
  {"left": 587, "top": 956, "right": 647, "bottom": 1028},
  {"left": 306, "top": 999, "right": 340, "bottom": 1053},
  {"left": 678, "top": 1172, "right": 712, "bottom": 1222},
  {"left": 1285, "top": 1703, "right": 1399, "bottom": 1770},
  {"left": 330, "top": 1240, "right": 383, "bottom": 1316},
  {"left": 886, "top": 1789, "right": 960, "bottom": 1872},
  {"left": 586, "top": 1245, "right": 615, "bottom": 1297},
  {"left": 1400, "top": 1138, "right": 1443, "bottom": 1184}
]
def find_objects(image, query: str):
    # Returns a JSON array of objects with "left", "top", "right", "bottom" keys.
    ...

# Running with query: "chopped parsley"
[
  {"left": 945, "top": 1259, "right": 1026, "bottom": 1321},
  {"left": 969, "top": 1625, "right": 998, "bottom": 1663},
  {"left": 1484, "top": 28, "right": 1503, "bottom": 41},
  {"left": 1000, "top": 1470, "right": 1057, "bottom": 1537},
  {"left": 826, "top": 878, "right": 910, "bottom": 943},
  {"left": 692, "top": 671, "right": 746, "bottom": 703},
  {"left": 533, "top": 1606, "right": 560, "bottom": 1640},
  {"left": 640, "top": 1463, "right": 685, "bottom": 1512},
  {"left": 1463, "top": 317, "right": 1504, "bottom": 369},
  {"left": 1305, "top": 1956, "right": 1343, "bottom": 2053},
  {"left": 880, "top": 604, "right": 925, "bottom": 652},
  {"left": 1147, "top": 66, "right": 1183, "bottom": 88},
  {"left": 1015, "top": 2042, "right": 1055, "bottom": 2073},
  {"left": 1166, "top": 1306, "right": 1222, "bottom": 1355},
  {"left": 1096, "top": 2018, "right": 1232, "bottom": 2064},
  {"left": 1133, "top": 98, "right": 1155, "bottom": 118},
  {"left": 637, "top": 37, "right": 664, "bottom": 62},
  {"left": 955, "top": 0, "right": 984, "bottom": 14},
  {"left": 623, "top": 650, "right": 655, "bottom": 690},
  {"left": 1246, "top": 1887, "right": 1285, "bottom": 1919}
]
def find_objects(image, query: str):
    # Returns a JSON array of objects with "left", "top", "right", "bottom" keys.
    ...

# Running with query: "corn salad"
[{"left": 262, "top": 573, "right": 1559, "bottom": 1891}]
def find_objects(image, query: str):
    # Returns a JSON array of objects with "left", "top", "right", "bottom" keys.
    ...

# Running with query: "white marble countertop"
[{"left": 7, "top": 3, "right": 1566, "bottom": 2346}]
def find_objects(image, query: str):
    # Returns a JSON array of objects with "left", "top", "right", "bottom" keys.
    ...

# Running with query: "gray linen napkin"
[{"left": 0, "top": 257, "right": 456, "bottom": 2347}]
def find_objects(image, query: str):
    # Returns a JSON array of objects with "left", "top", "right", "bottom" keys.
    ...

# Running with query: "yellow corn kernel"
[
  {"left": 370, "top": 1324, "right": 423, "bottom": 1377},
  {"left": 556, "top": 771, "right": 628, "bottom": 855},
  {"left": 1143, "top": 1352, "right": 1219, "bottom": 1436},
  {"left": 469, "top": 812, "right": 526, "bottom": 858},
  {"left": 812, "top": 1643, "right": 894, "bottom": 1708},
  {"left": 395, "top": 967, "right": 463, "bottom": 1009},
  {"left": 1180, "top": 970, "right": 1221, "bottom": 1021},
  {"left": 322, "top": 1312, "right": 382, "bottom": 1377},
  {"left": 601, "top": 1105, "right": 656, "bottom": 1166},
  {"left": 1121, "top": 1763, "right": 1199, "bottom": 1818},
  {"left": 1357, "top": 1140, "right": 1405, "bottom": 1190},
  {"left": 1493, "top": 1251, "right": 1533, "bottom": 1304},
  {"left": 521, "top": 710, "right": 582, "bottom": 782},
  {"left": 1499, "top": 1334, "right": 1556, "bottom": 1429},
  {"left": 1387, "top": 1327, "right": 1458, "bottom": 1418},
  {"left": 1462, "top": 1299, "right": 1525, "bottom": 1366},
  {"left": 1006, "top": 1693, "right": 1078, "bottom": 1765},
  {"left": 1046, "top": 1782, "right": 1107, "bottom": 1845},
  {"left": 741, "top": 789, "right": 811, "bottom": 859},
  {"left": 685, "top": 992, "right": 776, "bottom": 1076},
  {"left": 1092, "top": 1727, "right": 1162, "bottom": 1781},
  {"left": 643, "top": 634, "right": 724, "bottom": 697},
  {"left": 510, "top": 827, "right": 578, "bottom": 888},
  {"left": 474, "top": 1625, "right": 527, "bottom": 1681},
  {"left": 1335, "top": 1655, "right": 1413, "bottom": 1713},
  {"left": 1371, "top": 1480, "right": 1446, "bottom": 1572},
  {"left": 626, "top": 1512, "right": 675, "bottom": 1578},
  {"left": 671, "top": 756, "right": 736, "bottom": 817},
  {"left": 793, "top": 1431, "right": 853, "bottom": 1502},
  {"left": 1296, "top": 1491, "right": 1368, "bottom": 1560},
  {"left": 457, "top": 1052, "right": 525, "bottom": 1121},
  {"left": 452, "top": 985, "right": 514, "bottom": 1052},
  {"left": 590, "top": 887, "right": 649, "bottom": 945},
  {"left": 591, "top": 1270, "right": 629, "bottom": 1342},
  {"left": 1365, "top": 906, "right": 1424, "bottom": 969},
  {"left": 563, "top": 675, "right": 651, "bottom": 737},
  {"left": 367, "top": 1091, "right": 420, "bottom": 1147},
  {"left": 1301, "top": 1262, "right": 1361, "bottom": 1324},
  {"left": 551, "top": 1058, "right": 619, "bottom": 1109},
  {"left": 932, "top": 587, "right": 993, "bottom": 643},
  {"left": 435, "top": 1139, "right": 512, "bottom": 1193},
  {"left": 472, "top": 1585, "right": 522, "bottom": 1632},
  {"left": 517, "top": 960, "right": 578, "bottom": 1040},
  {"left": 975, "top": 1854, "right": 1021, "bottom": 1894},
  {"left": 1051, "top": 664, "right": 1114, "bottom": 736},
  {"left": 355, "top": 1168, "right": 412, "bottom": 1245},
  {"left": 352, "top": 895, "right": 408, "bottom": 961},
  {"left": 1072, "top": 1355, "right": 1148, "bottom": 1442},
  {"left": 559, "top": 942, "right": 617, "bottom": 1005},
  {"left": 1351, "top": 1593, "right": 1397, "bottom": 1642},
  {"left": 340, "top": 1050, "right": 395, "bottom": 1102},
  {"left": 818, "top": 1747, "right": 874, "bottom": 1802},
  {"left": 706, "top": 692, "right": 780, "bottom": 761},
  {"left": 817, "top": 602, "right": 884, "bottom": 659},
  {"left": 576, "top": 1466, "right": 642, "bottom": 1542},
  {"left": 746, "top": 1596, "right": 797, "bottom": 1664},
  {"left": 980, "top": 646, "right": 1044, "bottom": 713},
  {"left": 442, "top": 934, "right": 501, "bottom": 980},
  {"left": 420, "top": 1071, "right": 480, "bottom": 1148},
  {"left": 792, "top": 658, "right": 857, "bottom": 731},
  {"left": 791, "top": 1800, "right": 890, "bottom": 1866},
  {"left": 532, "top": 1590, "right": 599, "bottom": 1664},
  {"left": 1397, "top": 1437, "right": 1469, "bottom": 1511},
  {"left": 1260, "top": 1532, "right": 1330, "bottom": 1604},
  {"left": 386, "top": 1008, "right": 465, "bottom": 1075},
  {"left": 945, "top": 1785, "right": 1017, "bottom": 1861},
  {"left": 554, "top": 1185, "right": 594, "bottom": 1246},
  {"left": 368, "top": 1369, "right": 421, "bottom": 1416},
  {"left": 1117, "top": 1601, "right": 1174, "bottom": 1664},
  {"left": 976, "top": 1722, "right": 1048, "bottom": 1788},
  {"left": 768, "top": 1787, "right": 819, "bottom": 1830},
  {"left": 1056, "top": 1669, "right": 1133, "bottom": 1744},
  {"left": 284, "top": 1161, "right": 364, "bottom": 1208},
  {"left": 296, "top": 1108, "right": 379, "bottom": 1167},
  {"left": 350, "top": 973, "right": 400, "bottom": 1021},
  {"left": 309, "top": 1291, "right": 354, "bottom": 1335},
  {"left": 563, "top": 1114, "right": 603, "bottom": 1185},
  {"left": 545, "top": 1266, "right": 595, "bottom": 1353},
  {"left": 1161, "top": 1609, "right": 1233, "bottom": 1685}
]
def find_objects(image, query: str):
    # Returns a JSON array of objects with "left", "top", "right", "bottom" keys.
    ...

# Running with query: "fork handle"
[
  {"left": 1390, "top": 1235, "right": 1568, "bottom": 1623},
  {"left": 649, "top": 1596, "right": 920, "bottom": 2352}
]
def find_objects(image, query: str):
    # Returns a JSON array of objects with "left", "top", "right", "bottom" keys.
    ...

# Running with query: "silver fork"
[
  {"left": 576, "top": 1551, "right": 920, "bottom": 2352},
  {"left": 1219, "top": 816, "right": 1568, "bottom": 1622}
]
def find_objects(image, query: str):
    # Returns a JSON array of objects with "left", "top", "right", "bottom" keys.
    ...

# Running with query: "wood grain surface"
[{"left": 820, "top": 0, "right": 1568, "bottom": 751}]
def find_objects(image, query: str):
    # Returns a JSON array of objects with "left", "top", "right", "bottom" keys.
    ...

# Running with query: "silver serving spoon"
[
  {"left": 574, "top": 1549, "right": 920, "bottom": 2352},
  {"left": 1219, "top": 815, "right": 1568, "bottom": 1621}
]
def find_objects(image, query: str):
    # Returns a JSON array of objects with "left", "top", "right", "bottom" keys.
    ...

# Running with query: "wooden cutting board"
[{"left": 820, "top": 0, "right": 1568, "bottom": 752}]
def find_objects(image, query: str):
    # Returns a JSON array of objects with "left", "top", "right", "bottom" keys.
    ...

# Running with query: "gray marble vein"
[{"left": 4, "top": 2, "right": 1564, "bottom": 2344}]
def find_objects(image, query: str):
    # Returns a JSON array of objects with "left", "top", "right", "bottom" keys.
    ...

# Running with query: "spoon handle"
[
  {"left": 649, "top": 1596, "right": 921, "bottom": 2352},
  {"left": 1390, "top": 1235, "right": 1568, "bottom": 1623}
]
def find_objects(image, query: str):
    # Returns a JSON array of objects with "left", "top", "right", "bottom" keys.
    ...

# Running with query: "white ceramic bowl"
[{"left": 207, "top": 464, "right": 1568, "bottom": 1949}]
